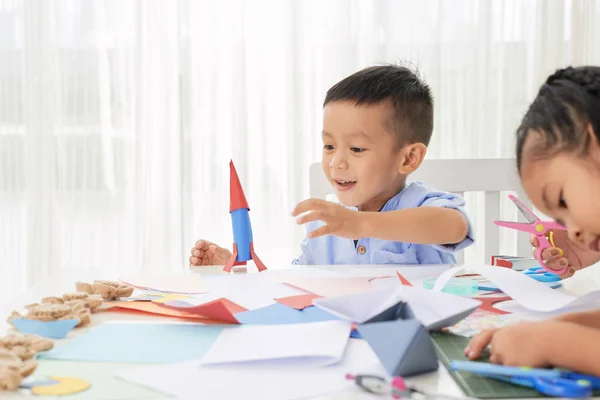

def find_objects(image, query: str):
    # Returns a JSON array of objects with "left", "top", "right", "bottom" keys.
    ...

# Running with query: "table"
[{"left": 1, "top": 264, "right": 598, "bottom": 400}]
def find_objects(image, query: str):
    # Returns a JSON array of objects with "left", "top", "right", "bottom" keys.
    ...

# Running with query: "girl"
[{"left": 466, "top": 66, "right": 600, "bottom": 375}]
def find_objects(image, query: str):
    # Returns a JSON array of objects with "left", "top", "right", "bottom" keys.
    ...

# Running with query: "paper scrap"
[
  {"left": 119, "top": 273, "right": 207, "bottom": 294},
  {"left": 200, "top": 321, "right": 351, "bottom": 367},
  {"left": 125, "top": 292, "right": 191, "bottom": 303},
  {"left": 11, "top": 319, "right": 78, "bottom": 339},
  {"left": 433, "top": 266, "right": 600, "bottom": 313},
  {"left": 234, "top": 303, "right": 338, "bottom": 325},
  {"left": 39, "top": 322, "right": 225, "bottom": 363},
  {"left": 32, "top": 360, "right": 167, "bottom": 400},
  {"left": 30, "top": 376, "right": 90, "bottom": 396},
  {"left": 274, "top": 293, "right": 323, "bottom": 310},
  {"left": 20, "top": 379, "right": 58, "bottom": 389},
  {"left": 163, "top": 298, "right": 246, "bottom": 324},
  {"left": 280, "top": 277, "right": 375, "bottom": 297}
]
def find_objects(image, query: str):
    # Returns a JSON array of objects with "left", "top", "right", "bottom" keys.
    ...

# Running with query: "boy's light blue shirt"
[{"left": 292, "top": 181, "right": 474, "bottom": 265}]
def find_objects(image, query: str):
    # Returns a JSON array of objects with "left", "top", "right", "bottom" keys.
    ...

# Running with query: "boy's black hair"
[
  {"left": 516, "top": 66, "right": 600, "bottom": 171},
  {"left": 324, "top": 65, "right": 434, "bottom": 147}
]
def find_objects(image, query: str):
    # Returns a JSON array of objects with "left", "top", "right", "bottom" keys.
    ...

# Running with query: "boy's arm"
[{"left": 359, "top": 206, "right": 469, "bottom": 245}]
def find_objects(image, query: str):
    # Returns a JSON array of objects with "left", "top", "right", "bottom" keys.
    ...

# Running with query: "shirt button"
[{"left": 357, "top": 245, "right": 367, "bottom": 255}]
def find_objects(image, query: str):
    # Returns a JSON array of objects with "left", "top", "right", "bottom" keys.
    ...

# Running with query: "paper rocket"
[{"left": 224, "top": 160, "right": 267, "bottom": 273}]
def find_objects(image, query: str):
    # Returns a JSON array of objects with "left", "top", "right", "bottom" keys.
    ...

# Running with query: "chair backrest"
[{"left": 309, "top": 158, "right": 532, "bottom": 265}]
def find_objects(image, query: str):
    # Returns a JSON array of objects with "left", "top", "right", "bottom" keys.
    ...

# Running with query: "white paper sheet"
[
  {"left": 433, "top": 266, "right": 600, "bottom": 313},
  {"left": 203, "top": 273, "right": 309, "bottom": 310},
  {"left": 313, "top": 285, "right": 480, "bottom": 329},
  {"left": 200, "top": 321, "right": 351, "bottom": 367},
  {"left": 116, "top": 338, "right": 384, "bottom": 400}
]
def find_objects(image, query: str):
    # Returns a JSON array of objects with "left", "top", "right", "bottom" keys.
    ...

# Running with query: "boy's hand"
[
  {"left": 189, "top": 240, "right": 232, "bottom": 266},
  {"left": 292, "top": 199, "right": 364, "bottom": 239},
  {"left": 465, "top": 321, "right": 560, "bottom": 367},
  {"left": 532, "top": 231, "right": 600, "bottom": 279}
]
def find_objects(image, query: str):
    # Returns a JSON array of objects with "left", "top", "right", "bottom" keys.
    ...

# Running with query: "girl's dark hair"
[{"left": 516, "top": 66, "right": 600, "bottom": 171}]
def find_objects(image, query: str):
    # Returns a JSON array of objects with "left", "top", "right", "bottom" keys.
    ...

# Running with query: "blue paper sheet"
[
  {"left": 234, "top": 303, "right": 361, "bottom": 337},
  {"left": 38, "top": 323, "right": 226, "bottom": 363},
  {"left": 12, "top": 319, "right": 79, "bottom": 339},
  {"left": 234, "top": 303, "right": 338, "bottom": 325}
]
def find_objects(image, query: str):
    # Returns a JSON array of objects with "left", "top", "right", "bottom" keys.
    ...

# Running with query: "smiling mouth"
[{"left": 333, "top": 180, "right": 357, "bottom": 191}]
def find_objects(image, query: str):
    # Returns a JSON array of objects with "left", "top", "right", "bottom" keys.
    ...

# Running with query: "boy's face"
[
  {"left": 321, "top": 101, "right": 408, "bottom": 212},
  {"left": 520, "top": 128, "right": 600, "bottom": 253}
]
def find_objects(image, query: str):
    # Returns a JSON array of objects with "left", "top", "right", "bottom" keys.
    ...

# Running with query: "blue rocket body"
[{"left": 231, "top": 208, "right": 253, "bottom": 262}]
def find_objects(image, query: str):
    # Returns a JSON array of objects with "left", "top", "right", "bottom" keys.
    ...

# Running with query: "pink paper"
[
  {"left": 281, "top": 277, "right": 374, "bottom": 297},
  {"left": 119, "top": 273, "right": 206, "bottom": 294},
  {"left": 275, "top": 294, "right": 323, "bottom": 310}
]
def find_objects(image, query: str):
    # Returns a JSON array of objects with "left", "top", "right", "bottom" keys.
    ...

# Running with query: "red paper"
[
  {"left": 108, "top": 298, "right": 247, "bottom": 324},
  {"left": 107, "top": 302, "right": 223, "bottom": 323},
  {"left": 395, "top": 271, "right": 413, "bottom": 286},
  {"left": 164, "top": 298, "right": 246, "bottom": 324},
  {"left": 275, "top": 294, "right": 323, "bottom": 310}
]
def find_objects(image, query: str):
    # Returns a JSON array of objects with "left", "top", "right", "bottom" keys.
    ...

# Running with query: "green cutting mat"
[{"left": 430, "top": 332, "right": 543, "bottom": 398}]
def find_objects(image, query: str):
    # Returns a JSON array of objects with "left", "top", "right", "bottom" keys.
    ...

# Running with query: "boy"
[{"left": 190, "top": 65, "right": 474, "bottom": 266}]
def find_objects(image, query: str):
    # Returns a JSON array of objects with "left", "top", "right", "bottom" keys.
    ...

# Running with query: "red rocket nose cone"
[{"left": 230, "top": 160, "right": 250, "bottom": 212}]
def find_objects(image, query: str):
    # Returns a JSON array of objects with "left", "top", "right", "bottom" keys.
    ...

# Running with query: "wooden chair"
[{"left": 309, "top": 158, "right": 532, "bottom": 264}]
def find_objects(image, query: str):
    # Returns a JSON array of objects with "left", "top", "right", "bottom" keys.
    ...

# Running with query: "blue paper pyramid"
[{"left": 357, "top": 302, "right": 438, "bottom": 377}]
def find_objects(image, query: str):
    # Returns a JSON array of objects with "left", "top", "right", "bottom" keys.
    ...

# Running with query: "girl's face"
[{"left": 520, "top": 128, "right": 600, "bottom": 253}]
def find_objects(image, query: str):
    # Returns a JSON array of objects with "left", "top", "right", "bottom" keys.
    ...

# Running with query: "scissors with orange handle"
[{"left": 494, "top": 194, "right": 568, "bottom": 275}]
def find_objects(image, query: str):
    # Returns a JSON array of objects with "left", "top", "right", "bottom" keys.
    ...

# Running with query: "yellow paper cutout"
[
  {"left": 142, "top": 293, "right": 190, "bottom": 303},
  {"left": 31, "top": 376, "right": 90, "bottom": 396}
]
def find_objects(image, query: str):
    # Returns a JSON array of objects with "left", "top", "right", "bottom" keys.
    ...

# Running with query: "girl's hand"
[
  {"left": 532, "top": 230, "right": 600, "bottom": 278},
  {"left": 465, "top": 321, "right": 561, "bottom": 367}
]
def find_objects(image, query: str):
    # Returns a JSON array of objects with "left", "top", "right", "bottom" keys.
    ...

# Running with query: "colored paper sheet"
[
  {"left": 32, "top": 360, "right": 167, "bottom": 400},
  {"left": 39, "top": 322, "right": 226, "bottom": 363},
  {"left": 163, "top": 298, "right": 246, "bottom": 324},
  {"left": 274, "top": 293, "right": 322, "bottom": 310},
  {"left": 106, "top": 300, "right": 224, "bottom": 323},
  {"left": 280, "top": 277, "right": 375, "bottom": 297},
  {"left": 119, "top": 273, "right": 207, "bottom": 294},
  {"left": 200, "top": 321, "right": 351, "bottom": 367},
  {"left": 12, "top": 319, "right": 79, "bottom": 339},
  {"left": 234, "top": 303, "right": 339, "bottom": 325}
]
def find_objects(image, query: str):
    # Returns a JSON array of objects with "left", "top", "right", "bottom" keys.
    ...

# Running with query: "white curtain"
[{"left": 1, "top": 0, "right": 600, "bottom": 306}]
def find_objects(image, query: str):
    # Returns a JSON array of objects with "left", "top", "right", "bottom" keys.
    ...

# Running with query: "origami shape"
[
  {"left": 224, "top": 161, "right": 267, "bottom": 273},
  {"left": 356, "top": 302, "right": 438, "bottom": 377}
]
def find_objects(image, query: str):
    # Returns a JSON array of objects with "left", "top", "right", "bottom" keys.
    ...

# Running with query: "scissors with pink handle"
[{"left": 494, "top": 194, "right": 568, "bottom": 275}]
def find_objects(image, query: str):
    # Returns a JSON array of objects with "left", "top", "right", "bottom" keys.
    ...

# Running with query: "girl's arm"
[
  {"left": 549, "top": 322, "right": 600, "bottom": 376},
  {"left": 554, "top": 309, "right": 600, "bottom": 329}
]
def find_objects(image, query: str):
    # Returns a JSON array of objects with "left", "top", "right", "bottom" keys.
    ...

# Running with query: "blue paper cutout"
[
  {"left": 12, "top": 319, "right": 78, "bottom": 339},
  {"left": 235, "top": 303, "right": 362, "bottom": 337},
  {"left": 38, "top": 323, "right": 226, "bottom": 363},
  {"left": 234, "top": 303, "right": 338, "bottom": 325},
  {"left": 20, "top": 379, "right": 59, "bottom": 389}
]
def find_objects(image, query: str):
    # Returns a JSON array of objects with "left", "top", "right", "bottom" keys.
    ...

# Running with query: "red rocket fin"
[{"left": 250, "top": 243, "right": 267, "bottom": 272}]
